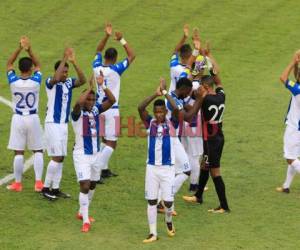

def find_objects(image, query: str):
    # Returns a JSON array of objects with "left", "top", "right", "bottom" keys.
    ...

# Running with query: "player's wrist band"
[
  {"left": 120, "top": 38, "right": 127, "bottom": 46},
  {"left": 102, "top": 85, "right": 107, "bottom": 90},
  {"left": 162, "top": 90, "right": 168, "bottom": 96},
  {"left": 192, "top": 49, "right": 199, "bottom": 57}
]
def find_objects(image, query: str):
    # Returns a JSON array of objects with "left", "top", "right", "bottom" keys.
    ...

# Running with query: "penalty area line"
[{"left": 0, "top": 95, "right": 34, "bottom": 186}]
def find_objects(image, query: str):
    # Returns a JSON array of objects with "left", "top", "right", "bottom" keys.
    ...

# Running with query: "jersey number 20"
[{"left": 14, "top": 92, "right": 36, "bottom": 109}]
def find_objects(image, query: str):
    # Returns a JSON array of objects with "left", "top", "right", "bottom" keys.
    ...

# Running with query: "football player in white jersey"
[
  {"left": 276, "top": 50, "right": 300, "bottom": 193},
  {"left": 42, "top": 48, "right": 86, "bottom": 200},
  {"left": 138, "top": 80, "right": 180, "bottom": 243},
  {"left": 6, "top": 36, "right": 44, "bottom": 192},
  {"left": 92, "top": 23, "right": 135, "bottom": 178},
  {"left": 71, "top": 71, "right": 116, "bottom": 232},
  {"left": 169, "top": 24, "right": 192, "bottom": 93}
]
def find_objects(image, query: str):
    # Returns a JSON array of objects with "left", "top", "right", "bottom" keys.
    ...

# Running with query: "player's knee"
[
  {"left": 52, "top": 156, "right": 64, "bottom": 163},
  {"left": 147, "top": 199, "right": 158, "bottom": 206},
  {"left": 32, "top": 150, "right": 43, "bottom": 153},
  {"left": 287, "top": 159, "right": 294, "bottom": 165},
  {"left": 106, "top": 140, "right": 117, "bottom": 149},
  {"left": 80, "top": 181, "right": 90, "bottom": 193},
  {"left": 210, "top": 168, "right": 220, "bottom": 177},
  {"left": 184, "top": 171, "right": 191, "bottom": 176},
  {"left": 15, "top": 150, "right": 24, "bottom": 155},
  {"left": 90, "top": 181, "right": 97, "bottom": 190},
  {"left": 163, "top": 201, "right": 173, "bottom": 208}
]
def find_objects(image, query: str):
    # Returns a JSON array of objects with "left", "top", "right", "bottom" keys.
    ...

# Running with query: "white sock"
[
  {"left": 157, "top": 189, "right": 162, "bottom": 203},
  {"left": 99, "top": 146, "right": 114, "bottom": 170},
  {"left": 291, "top": 159, "right": 300, "bottom": 173},
  {"left": 44, "top": 160, "right": 59, "bottom": 188},
  {"left": 190, "top": 155, "right": 201, "bottom": 185},
  {"left": 79, "top": 192, "right": 89, "bottom": 224},
  {"left": 33, "top": 152, "right": 44, "bottom": 181},
  {"left": 283, "top": 165, "right": 296, "bottom": 188},
  {"left": 52, "top": 162, "right": 63, "bottom": 189},
  {"left": 165, "top": 204, "right": 173, "bottom": 223},
  {"left": 13, "top": 155, "right": 24, "bottom": 182},
  {"left": 174, "top": 173, "right": 189, "bottom": 194},
  {"left": 147, "top": 204, "right": 157, "bottom": 236},
  {"left": 88, "top": 189, "right": 95, "bottom": 204}
]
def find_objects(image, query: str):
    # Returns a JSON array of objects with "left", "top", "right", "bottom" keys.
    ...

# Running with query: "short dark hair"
[
  {"left": 18, "top": 57, "right": 33, "bottom": 72},
  {"left": 201, "top": 75, "right": 215, "bottom": 87},
  {"left": 176, "top": 77, "right": 192, "bottom": 89},
  {"left": 179, "top": 44, "right": 192, "bottom": 59},
  {"left": 81, "top": 89, "right": 96, "bottom": 95},
  {"left": 153, "top": 99, "right": 165, "bottom": 107},
  {"left": 54, "top": 60, "right": 69, "bottom": 70},
  {"left": 104, "top": 47, "right": 118, "bottom": 61}
]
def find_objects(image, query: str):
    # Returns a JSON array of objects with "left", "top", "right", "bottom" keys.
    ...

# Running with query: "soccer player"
[
  {"left": 276, "top": 50, "right": 300, "bottom": 193},
  {"left": 6, "top": 36, "right": 44, "bottom": 192},
  {"left": 71, "top": 71, "right": 116, "bottom": 232},
  {"left": 42, "top": 47, "right": 86, "bottom": 200},
  {"left": 138, "top": 80, "right": 181, "bottom": 243},
  {"left": 169, "top": 24, "right": 192, "bottom": 93},
  {"left": 92, "top": 22, "right": 136, "bottom": 178},
  {"left": 183, "top": 73, "right": 230, "bottom": 214}
]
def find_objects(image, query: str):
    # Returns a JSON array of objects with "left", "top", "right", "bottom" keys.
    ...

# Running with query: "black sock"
[
  {"left": 212, "top": 176, "right": 229, "bottom": 210},
  {"left": 195, "top": 169, "right": 209, "bottom": 200}
]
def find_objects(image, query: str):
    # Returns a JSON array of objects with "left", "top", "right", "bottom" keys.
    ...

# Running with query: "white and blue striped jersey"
[
  {"left": 71, "top": 103, "right": 103, "bottom": 155},
  {"left": 92, "top": 52, "right": 129, "bottom": 106},
  {"left": 45, "top": 77, "right": 76, "bottom": 123},
  {"left": 7, "top": 70, "right": 42, "bottom": 115},
  {"left": 169, "top": 53, "right": 187, "bottom": 93},
  {"left": 144, "top": 116, "right": 176, "bottom": 166},
  {"left": 285, "top": 79, "right": 300, "bottom": 130}
]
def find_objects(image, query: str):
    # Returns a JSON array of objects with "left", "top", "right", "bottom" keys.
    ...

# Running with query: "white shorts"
[
  {"left": 8, "top": 114, "right": 44, "bottom": 151},
  {"left": 174, "top": 137, "right": 191, "bottom": 174},
  {"left": 102, "top": 108, "right": 120, "bottom": 141},
  {"left": 73, "top": 153, "right": 101, "bottom": 182},
  {"left": 283, "top": 126, "right": 300, "bottom": 159},
  {"left": 45, "top": 123, "right": 68, "bottom": 156},
  {"left": 181, "top": 135, "right": 203, "bottom": 157},
  {"left": 145, "top": 164, "right": 175, "bottom": 201}
]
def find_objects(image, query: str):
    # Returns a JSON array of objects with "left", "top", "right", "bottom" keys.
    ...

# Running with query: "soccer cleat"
[
  {"left": 182, "top": 195, "right": 203, "bottom": 204},
  {"left": 101, "top": 169, "right": 118, "bottom": 178},
  {"left": 276, "top": 187, "right": 290, "bottom": 194},
  {"left": 7, "top": 182, "right": 22, "bottom": 192},
  {"left": 166, "top": 222, "right": 175, "bottom": 237},
  {"left": 76, "top": 213, "right": 95, "bottom": 223},
  {"left": 42, "top": 188, "right": 58, "bottom": 201},
  {"left": 142, "top": 234, "right": 158, "bottom": 243},
  {"left": 208, "top": 206, "right": 230, "bottom": 214},
  {"left": 81, "top": 223, "right": 91, "bottom": 233},
  {"left": 34, "top": 180, "right": 44, "bottom": 192},
  {"left": 51, "top": 189, "right": 71, "bottom": 198}
]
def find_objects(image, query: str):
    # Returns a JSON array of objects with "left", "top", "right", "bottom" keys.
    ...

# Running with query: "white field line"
[{"left": 0, "top": 96, "right": 34, "bottom": 186}]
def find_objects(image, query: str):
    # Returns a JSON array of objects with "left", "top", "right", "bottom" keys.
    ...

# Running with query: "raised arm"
[
  {"left": 186, "top": 30, "right": 201, "bottom": 69},
  {"left": 184, "top": 86, "right": 207, "bottom": 123},
  {"left": 159, "top": 78, "right": 183, "bottom": 121},
  {"left": 96, "top": 22, "right": 112, "bottom": 53},
  {"left": 96, "top": 71, "right": 115, "bottom": 111},
  {"left": 173, "top": 24, "right": 189, "bottom": 54},
  {"left": 280, "top": 51, "right": 300, "bottom": 84},
  {"left": 67, "top": 48, "right": 86, "bottom": 87},
  {"left": 115, "top": 31, "right": 136, "bottom": 64},
  {"left": 72, "top": 88, "right": 93, "bottom": 117},
  {"left": 7, "top": 46, "right": 22, "bottom": 71},
  {"left": 203, "top": 42, "right": 220, "bottom": 75},
  {"left": 294, "top": 63, "right": 299, "bottom": 80},
  {"left": 138, "top": 88, "right": 161, "bottom": 122},
  {"left": 21, "top": 36, "right": 41, "bottom": 71}
]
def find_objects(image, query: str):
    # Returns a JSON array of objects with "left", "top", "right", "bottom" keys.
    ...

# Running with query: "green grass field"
[{"left": 0, "top": 0, "right": 300, "bottom": 249}]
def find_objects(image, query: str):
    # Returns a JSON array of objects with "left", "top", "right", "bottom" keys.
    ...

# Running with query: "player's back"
[
  {"left": 169, "top": 53, "right": 186, "bottom": 93},
  {"left": 8, "top": 70, "right": 42, "bottom": 115}
]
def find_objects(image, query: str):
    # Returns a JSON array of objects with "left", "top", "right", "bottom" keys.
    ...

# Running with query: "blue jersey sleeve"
[
  {"left": 170, "top": 53, "right": 179, "bottom": 68},
  {"left": 111, "top": 58, "right": 129, "bottom": 76},
  {"left": 31, "top": 71, "right": 42, "bottom": 84},
  {"left": 7, "top": 70, "right": 19, "bottom": 84},
  {"left": 144, "top": 115, "right": 152, "bottom": 129},
  {"left": 95, "top": 102, "right": 104, "bottom": 114},
  {"left": 93, "top": 53, "right": 103, "bottom": 68},
  {"left": 166, "top": 97, "right": 184, "bottom": 112},
  {"left": 285, "top": 79, "right": 300, "bottom": 96},
  {"left": 45, "top": 77, "right": 53, "bottom": 89}
]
